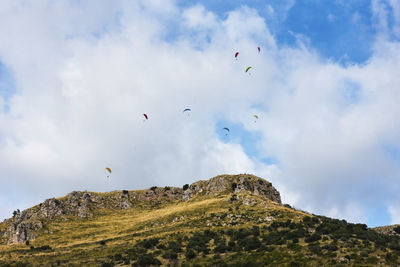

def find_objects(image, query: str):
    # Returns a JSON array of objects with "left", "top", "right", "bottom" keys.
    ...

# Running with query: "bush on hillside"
[{"left": 134, "top": 253, "right": 161, "bottom": 266}]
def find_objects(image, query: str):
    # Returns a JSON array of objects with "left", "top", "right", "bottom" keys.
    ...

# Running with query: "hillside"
[{"left": 1, "top": 174, "right": 400, "bottom": 266}]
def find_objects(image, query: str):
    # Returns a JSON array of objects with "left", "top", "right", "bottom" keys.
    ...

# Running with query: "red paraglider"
[
  {"left": 257, "top": 46, "right": 260, "bottom": 53},
  {"left": 143, "top": 114, "right": 148, "bottom": 120},
  {"left": 235, "top": 52, "right": 239, "bottom": 59}
]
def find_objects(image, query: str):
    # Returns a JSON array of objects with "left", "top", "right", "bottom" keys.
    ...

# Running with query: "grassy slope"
[{"left": 1, "top": 191, "right": 400, "bottom": 266}]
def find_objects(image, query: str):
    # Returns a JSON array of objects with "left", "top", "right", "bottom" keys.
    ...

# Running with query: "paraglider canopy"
[
  {"left": 104, "top": 167, "right": 112, "bottom": 178},
  {"left": 257, "top": 46, "right": 260, "bottom": 53},
  {"left": 253, "top": 115, "right": 259, "bottom": 122},
  {"left": 183, "top": 108, "right": 191, "bottom": 113},
  {"left": 245, "top": 67, "right": 252, "bottom": 73},
  {"left": 235, "top": 52, "right": 239, "bottom": 59},
  {"left": 222, "top": 127, "right": 230, "bottom": 136},
  {"left": 143, "top": 113, "right": 148, "bottom": 120}
]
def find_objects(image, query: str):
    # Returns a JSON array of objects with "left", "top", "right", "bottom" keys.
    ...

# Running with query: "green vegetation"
[{"left": 1, "top": 180, "right": 400, "bottom": 266}]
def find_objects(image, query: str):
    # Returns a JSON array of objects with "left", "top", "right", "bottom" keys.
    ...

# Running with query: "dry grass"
[{"left": 0, "top": 192, "right": 314, "bottom": 266}]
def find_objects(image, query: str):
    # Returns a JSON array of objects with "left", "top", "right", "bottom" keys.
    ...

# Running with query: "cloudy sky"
[{"left": 1, "top": 0, "right": 400, "bottom": 227}]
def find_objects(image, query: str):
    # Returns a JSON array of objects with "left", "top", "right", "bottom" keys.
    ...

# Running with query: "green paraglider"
[
  {"left": 253, "top": 115, "right": 259, "bottom": 122},
  {"left": 245, "top": 67, "right": 252, "bottom": 73}
]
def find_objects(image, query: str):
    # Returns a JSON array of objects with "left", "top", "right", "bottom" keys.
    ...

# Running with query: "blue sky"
[
  {"left": 179, "top": 0, "right": 375, "bottom": 63},
  {"left": 1, "top": 0, "right": 400, "bottom": 228}
]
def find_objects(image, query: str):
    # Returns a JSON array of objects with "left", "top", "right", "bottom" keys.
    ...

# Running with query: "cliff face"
[{"left": 1, "top": 174, "right": 280, "bottom": 244}]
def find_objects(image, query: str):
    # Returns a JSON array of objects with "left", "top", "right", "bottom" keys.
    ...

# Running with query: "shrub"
[
  {"left": 227, "top": 240, "right": 236, "bottom": 250},
  {"left": 385, "top": 252, "right": 398, "bottom": 263},
  {"left": 126, "top": 246, "right": 147, "bottom": 260},
  {"left": 185, "top": 249, "right": 197, "bottom": 259},
  {"left": 287, "top": 242, "right": 301, "bottom": 251},
  {"left": 111, "top": 253, "right": 123, "bottom": 261},
  {"left": 308, "top": 243, "right": 322, "bottom": 255},
  {"left": 262, "top": 232, "right": 282, "bottom": 245},
  {"left": 214, "top": 239, "right": 228, "bottom": 253},
  {"left": 231, "top": 182, "right": 238, "bottom": 191},
  {"left": 167, "top": 241, "right": 182, "bottom": 252},
  {"left": 150, "top": 186, "right": 157, "bottom": 191},
  {"left": 366, "top": 256, "right": 378, "bottom": 264},
  {"left": 252, "top": 226, "right": 260, "bottom": 236},
  {"left": 322, "top": 243, "right": 338, "bottom": 251},
  {"left": 233, "top": 228, "right": 251, "bottom": 240},
  {"left": 37, "top": 245, "right": 52, "bottom": 251},
  {"left": 394, "top": 226, "right": 400, "bottom": 234},
  {"left": 237, "top": 237, "right": 261, "bottom": 251},
  {"left": 139, "top": 238, "right": 159, "bottom": 249},
  {"left": 305, "top": 234, "right": 321, "bottom": 243},
  {"left": 162, "top": 250, "right": 178, "bottom": 260},
  {"left": 122, "top": 190, "right": 128, "bottom": 194},
  {"left": 183, "top": 184, "right": 189, "bottom": 191},
  {"left": 290, "top": 261, "right": 301, "bottom": 267},
  {"left": 100, "top": 262, "right": 114, "bottom": 267},
  {"left": 135, "top": 253, "right": 161, "bottom": 266}
]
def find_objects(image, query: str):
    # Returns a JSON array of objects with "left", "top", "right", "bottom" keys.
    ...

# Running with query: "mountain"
[{"left": 0, "top": 174, "right": 400, "bottom": 266}]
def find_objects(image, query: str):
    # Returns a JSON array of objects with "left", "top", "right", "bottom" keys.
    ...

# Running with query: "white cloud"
[
  {"left": 182, "top": 5, "right": 217, "bottom": 29},
  {"left": 389, "top": 205, "right": 400, "bottom": 224},
  {"left": 1, "top": 0, "right": 400, "bottom": 228}
]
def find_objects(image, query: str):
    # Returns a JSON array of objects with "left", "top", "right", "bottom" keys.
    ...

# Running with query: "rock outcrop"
[
  {"left": 183, "top": 174, "right": 281, "bottom": 204},
  {"left": 2, "top": 174, "right": 280, "bottom": 244}
]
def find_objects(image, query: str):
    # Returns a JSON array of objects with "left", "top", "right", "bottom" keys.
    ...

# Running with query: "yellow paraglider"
[{"left": 104, "top": 167, "right": 112, "bottom": 178}]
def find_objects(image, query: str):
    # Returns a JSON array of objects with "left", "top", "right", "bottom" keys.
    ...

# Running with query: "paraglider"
[
  {"left": 104, "top": 167, "right": 112, "bottom": 178},
  {"left": 143, "top": 113, "right": 148, "bottom": 121},
  {"left": 253, "top": 115, "right": 259, "bottom": 122},
  {"left": 257, "top": 46, "right": 260, "bottom": 53},
  {"left": 222, "top": 127, "right": 230, "bottom": 136},
  {"left": 235, "top": 52, "right": 239, "bottom": 59},
  {"left": 245, "top": 66, "right": 252, "bottom": 74},
  {"left": 183, "top": 108, "right": 191, "bottom": 116}
]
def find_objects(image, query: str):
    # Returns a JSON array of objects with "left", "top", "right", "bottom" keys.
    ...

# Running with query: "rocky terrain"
[
  {"left": 1, "top": 174, "right": 281, "bottom": 245},
  {"left": 373, "top": 224, "right": 400, "bottom": 236}
]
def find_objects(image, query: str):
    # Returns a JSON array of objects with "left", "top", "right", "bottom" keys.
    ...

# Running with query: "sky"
[{"left": 1, "top": 0, "right": 400, "bottom": 227}]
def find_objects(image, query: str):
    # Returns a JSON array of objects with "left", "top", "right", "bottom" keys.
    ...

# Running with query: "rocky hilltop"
[
  {"left": 373, "top": 224, "right": 400, "bottom": 236},
  {"left": 1, "top": 174, "right": 281, "bottom": 245}
]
